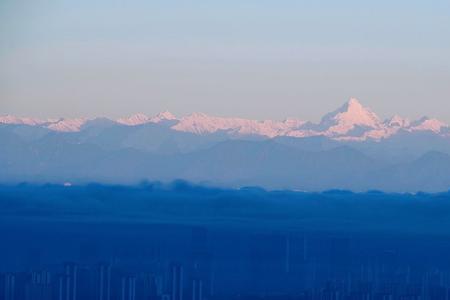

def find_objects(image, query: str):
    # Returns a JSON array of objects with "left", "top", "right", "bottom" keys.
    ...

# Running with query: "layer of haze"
[{"left": 1, "top": 0, "right": 449, "bottom": 122}]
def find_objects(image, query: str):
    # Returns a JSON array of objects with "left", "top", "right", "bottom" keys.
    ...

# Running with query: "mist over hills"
[
  {"left": 2, "top": 182, "right": 450, "bottom": 235},
  {"left": 2, "top": 99, "right": 450, "bottom": 192}
]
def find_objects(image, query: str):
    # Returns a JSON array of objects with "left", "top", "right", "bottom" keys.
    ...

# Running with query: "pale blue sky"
[{"left": 1, "top": 0, "right": 449, "bottom": 122}]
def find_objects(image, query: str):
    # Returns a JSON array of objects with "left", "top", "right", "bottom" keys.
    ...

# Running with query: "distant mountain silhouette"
[
  {"left": 2, "top": 99, "right": 450, "bottom": 191},
  {"left": 2, "top": 98, "right": 449, "bottom": 140}
]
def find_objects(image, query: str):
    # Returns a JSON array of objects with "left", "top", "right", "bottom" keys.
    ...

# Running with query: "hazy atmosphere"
[
  {"left": 1, "top": 0, "right": 450, "bottom": 121},
  {"left": 2, "top": 2, "right": 450, "bottom": 299}
]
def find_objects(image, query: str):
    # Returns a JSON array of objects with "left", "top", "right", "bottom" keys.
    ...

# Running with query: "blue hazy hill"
[{"left": 2, "top": 123, "right": 450, "bottom": 192}]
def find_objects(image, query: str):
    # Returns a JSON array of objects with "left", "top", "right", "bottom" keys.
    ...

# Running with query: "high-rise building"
[
  {"left": 25, "top": 270, "right": 52, "bottom": 300},
  {"left": 96, "top": 264, "right": 111, "bottom": 300},
  {"left": 191, "top": 278, "right": 203, "bottom": 300},
  {"left": 169, "top": 263, "right": 184, "bottom": 300},
  {"left": 141, "top": 273, "right": 162, "bottom": 300},
  {"left": 120, "top": 276, "right": 136, "bottom": 300},
  {"left": 56, "top": 263, "right": 79, "bottom": 300},
  {"left": 1, "top": 273, "right": 15, "bottom": 300}
]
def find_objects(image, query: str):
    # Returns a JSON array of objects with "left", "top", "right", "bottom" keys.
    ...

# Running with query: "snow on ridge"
[
  {"left": 0, "top": 115, "right": 47, "bottom": 126},
  {"left": 2, "top": 98, "right": 449, "bottom": 139},
  {"left": 409, "top": 117, "right": 448, "bottom": 134},
  {"left": 117, "top": 111, "right": 177, "bottom": 126},
  {"left": 0, "top": 115, "right": 87, "bottom": 132},
  {"left": 150, "top": 111, "right": 177, "bottom": 123},
  {"left": 46, "top": 118, "right": 88, "bottom": 132},
  {"left": 117, "top": 113, "right": 150, "bottom": 126},
  {"left": 171, "top": 112, "right": 305, "bottom": 137}
]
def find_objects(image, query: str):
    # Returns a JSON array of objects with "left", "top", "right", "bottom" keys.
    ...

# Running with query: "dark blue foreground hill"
[{"left": 1, "top": 182, "right": 450, "bottom": 235}]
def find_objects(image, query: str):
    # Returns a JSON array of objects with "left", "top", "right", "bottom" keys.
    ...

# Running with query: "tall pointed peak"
[
  {"left": 338, "top": 97, "right": 367, "bottom": 113},
  {"left": 319, "top": 98, "right": 382, "bottom": 136},
  {"left": 347, "top": 97, "right": 362, "bottom": 107},
  {"left": 323, "top": 98, "right": 380, "bottom": 121}
]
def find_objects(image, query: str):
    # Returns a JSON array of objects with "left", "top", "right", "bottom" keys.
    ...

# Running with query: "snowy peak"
[
  {"left": 409, "top": 117, "right": 448, "bottom": 133},
  {"left": 319, "top": 98, "right": 382, "bottom": 136},
  {"left": 334, "top": 98, "right": 373, "bottom": 115},
  {"left": 150, "top": 111, "right": 177, "bottom": 123},
  {"left": 46, "top": 118, "right": 87, "bottom": 132},
  {"left": 339, "top": 97, "right": 367, "bottom": 113},
  {"left": 117, "top": 113, "right": 150, "bottom": 126}
]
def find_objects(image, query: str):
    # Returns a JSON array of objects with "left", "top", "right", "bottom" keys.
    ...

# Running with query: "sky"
[{"left": 1, "top": 0, "right": 449, "bottom": 122}]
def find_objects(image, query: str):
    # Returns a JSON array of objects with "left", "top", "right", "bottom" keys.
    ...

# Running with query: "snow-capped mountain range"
[
  {"left": 3, "top": 98, "right": 450, "bottom": 192},
  {"left": 1, "top": 98, "right": 449, "bottom": 140}
]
